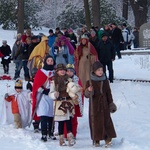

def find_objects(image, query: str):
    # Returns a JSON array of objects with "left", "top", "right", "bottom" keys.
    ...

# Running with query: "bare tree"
[
  {"left": 84, "top": 0, "right": 91, "bottom": 30},
  {"left": 122, "top": 0, "right": 128, "bottom": 20},
  {"left": 92, "top": 0, "right": 100, "bottom": 27},
  {"left": 129, "top": 0, "right": 148, "bottom": 28},
  {"left": 17, "top": 0, "right": 24, "bottom": 34}
]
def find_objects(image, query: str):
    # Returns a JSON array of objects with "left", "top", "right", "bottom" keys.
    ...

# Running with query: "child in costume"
[
  {"left": 64, "top": 64, "right": 84, "bottom": 139},
  {"left": 32, "top": 55, "right": 56, "bottom": 142},
  {"left": 4, "top": 79, "right": 31, "bottom": 128},
  {"left": 49, "top": 64, "right": 76, "bottom": 146},
  {"left": 84, "top": 61, "right": 117, "bottom": 147}
]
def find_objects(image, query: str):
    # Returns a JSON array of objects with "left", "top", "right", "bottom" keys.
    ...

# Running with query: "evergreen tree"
[
  {"left": 0, "top": 0, "right": 40, "bottom": 30},
  {"left": 57, "top": 4, "right": 85, "bottom": 29}
]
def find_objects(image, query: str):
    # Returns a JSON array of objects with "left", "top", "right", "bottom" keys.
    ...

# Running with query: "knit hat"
[
  {"left": 92, "top": 61, "right": 103, "bottom": 72},
  {"left": 90, "top": 30, "right": 96, "bottom": 35},
  {"left": 2, "top": 40, "right": 7, "bottom": 44},
  {"left": 122, "top": 23, "right": 127, "bottom": 27},
  {"left": 66, "top": 64, "right": 76, "bottom": 74},
  {"left": 56, "top": 64, "right": 67, "bottom": 72},
  {"left": 15, "top": 79, "right": 23, "bottom": 89},
  {"left": 68, "top": 29, "right": 73, "bottom": 33},
  {"left": 102, "top": 33, "right": 107, "bottom": 38},
  {"left": 41, "top": 36, "right": 48, "bottom": 42}
]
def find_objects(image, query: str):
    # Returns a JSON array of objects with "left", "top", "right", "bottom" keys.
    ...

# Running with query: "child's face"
[
  {"left": 46, "top": 57, "right": 54, "bottom": 65},
  {"left": 95, "top": 68, "right": 103, "bottom": 77},
  {"left": 57, "top": 70, "right": 66, "bottom": 76},
  {"left": 66, "top": 70, "right": 74, "bottom": 77},
  {"left": 15, "top": 88, "right": 22, "bottom": 93}
]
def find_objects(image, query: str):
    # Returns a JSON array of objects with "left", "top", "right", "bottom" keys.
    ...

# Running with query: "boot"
[
  {"left": 59, "top": 135, "right": 67, "bottom": 146},
  {"left": 49, "top": 132, "right": 56, "bottom": 140},
  {"left": 67, "top": 132, "right": 76, "bottom": 146},
  {"left": 41, "top": 135, "right": 47, "bottom": 142},
  {"left": 33, "top": 121, "right": 40, "bottom": 133},
  {"left": 94, "top": 141, "right": 100, "bottom": 147},
  {"left": 105, "top": 137, "right": 112, "bottom": 147},
  {"left": 41, "top": 130, "right": 47, "bottom": 142}
]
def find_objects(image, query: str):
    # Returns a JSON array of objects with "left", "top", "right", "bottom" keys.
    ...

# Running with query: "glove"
[
  {"left": 109, "top": 102, "right": 117, "bottom": 113},
  {"left": 42, "top": 89, "right": 50, "bottom": 95},
  {"left": 62, "top": 54, "right": 67, "bottom": 59},
  {"left": 4, "top": 93, "right": 9, "bottom": 99}
]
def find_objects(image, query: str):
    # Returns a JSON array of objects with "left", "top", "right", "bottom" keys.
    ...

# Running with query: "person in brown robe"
[
  {"left": 74, "top": 34, "right": 98, "bottom": 90},
  {"left": 84, "top": 61, "right": 117, "bottom": 147}
]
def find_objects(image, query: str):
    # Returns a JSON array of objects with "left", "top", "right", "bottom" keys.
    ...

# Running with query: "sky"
[{"left": 0, "top": 27, "right": 150, "bottom": 150}]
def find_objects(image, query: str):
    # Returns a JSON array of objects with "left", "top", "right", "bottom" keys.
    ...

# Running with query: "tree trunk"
[
  {"left": 122, "top": 0, "right": 128, "bottom": 20},
  {"left": 17, "top": 0, "right": 24, "bottom": 34},
  {"left": 129, "top": 0, "right": 148, "bottom": 28},
  {"left": 84, "top": 0, "right": 91, "bottom": 31},
  {"left": 92, "top": 0, "right": 100, "bottom": 27}
]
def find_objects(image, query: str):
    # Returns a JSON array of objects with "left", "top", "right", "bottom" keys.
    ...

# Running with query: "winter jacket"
[
  {"left": 85, "top": 77, "right": 116, "bottom": 141},
  {"left": 11, "top": 42, "right": 22, "bottom": 63},
  {"left": 0, "top": 45, "right": 11, "bottom": 64},
  {"left": 48, "top": 34, "right": 56, "bottom": 48},
  {"left": 97, "top": 40, "right": 115, "bottom": 62},
  {"left": 112, "top": 27, "right": 124, "bottom": 44},
  {"left": 5, "top": 95, "right": 19, "bottom": 114}
]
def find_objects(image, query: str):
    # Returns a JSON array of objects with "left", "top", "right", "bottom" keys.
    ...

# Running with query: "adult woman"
[{"left": 75, "top": 35, "right": 98, "bottom": 89}]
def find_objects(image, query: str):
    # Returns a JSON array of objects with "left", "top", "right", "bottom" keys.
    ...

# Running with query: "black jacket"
[
  {"left": 97, "top": 40, "right": 115, "bottom": 62},
  {"left": 112, "top": 27, "right": 124, "bottom": 44}
]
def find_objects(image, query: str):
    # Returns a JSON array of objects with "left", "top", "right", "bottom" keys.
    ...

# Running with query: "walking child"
[
  {"left": 49, "top": 64, "right": 76, "bottom": 146},
  {"left": 63, "top": 64, "right": 84, "bottom": 139},
  {"left": 32, "top": 55, "right": 56, "bottom": 142},
  {"left": 84, "top": 61, "right": 117, "bottom": 147},
  {"left": 4, "top": 79, "right": 31, "bottom": 128}
]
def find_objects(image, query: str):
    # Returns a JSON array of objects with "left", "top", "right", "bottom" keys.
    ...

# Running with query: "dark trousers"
[
  {"left": 113, "top": 43, "right": 122, "bottom": 59},
  {"left": 101, "top": 61, "right": 114, "bottom": 82},
  {"left": 14, "top": 60, "right": 22, "bottom": 78},
  {"left": 58, "top": 117, "right": 72, "bottom": 135},
  {"left": 40, "top": 116, "right": 54, "bottom": 136},
  {"left": 22, "top": 60, "right": 30, "bottom": 79},
  {"left": 3, "top": 63, "right": 9, "bottom": 73}
]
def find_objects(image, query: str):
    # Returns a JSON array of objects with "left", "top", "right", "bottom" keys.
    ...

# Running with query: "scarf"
[{"left": 90, "top": 72, "right": 106, "bottom": 81}]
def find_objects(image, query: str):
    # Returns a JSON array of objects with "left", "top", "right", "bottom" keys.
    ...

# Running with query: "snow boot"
[
  {"left": 59, "top": 135, "right": 67, "bottom": 146},
  {"left": 67, "top": 132, "right": 76, "bottom": 146},
  {"left": 105, "top": 137, "right": 112, "bottom": 147},
  {"left": 94, "top": 141, "right": 100, "bottom": 147}
]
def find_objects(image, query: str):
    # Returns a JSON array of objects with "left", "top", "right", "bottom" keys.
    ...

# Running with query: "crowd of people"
[{"left": 0, "top": 23, "right": 139, "bottom": 147}]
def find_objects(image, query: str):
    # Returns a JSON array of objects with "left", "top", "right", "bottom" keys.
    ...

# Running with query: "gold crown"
[
  {"left": 15, "top": 79, "right": 23, "bottom": 87},
  {"left": 66, "top": 64, "right": 75, "bottom": 69}
]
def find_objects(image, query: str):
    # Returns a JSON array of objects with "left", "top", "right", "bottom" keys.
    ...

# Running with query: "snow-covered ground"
[{"left": 0, "top": 28, "right": 150, "bottom": 150}]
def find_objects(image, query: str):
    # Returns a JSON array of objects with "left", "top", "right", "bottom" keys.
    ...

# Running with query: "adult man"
[
  {"left": 97, "top": 33, "right": 115, "bottom": 83},
  {"left": 111, "top": 23, "right": 124, "bottom": 59}
]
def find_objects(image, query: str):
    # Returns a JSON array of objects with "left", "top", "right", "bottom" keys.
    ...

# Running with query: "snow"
[{"left": 0, "top": 27, "right": 150, "bottom": 149}]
